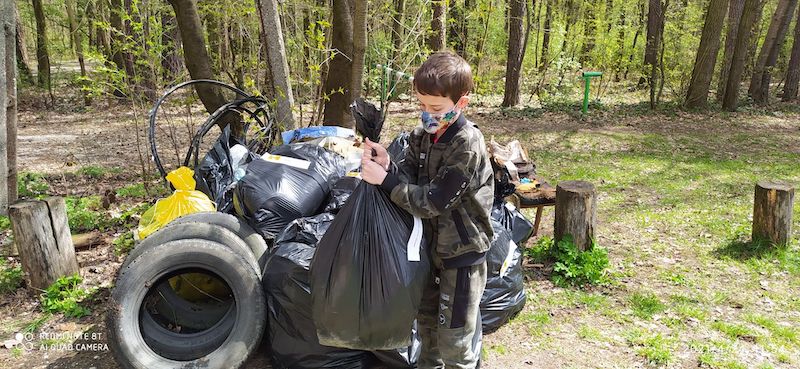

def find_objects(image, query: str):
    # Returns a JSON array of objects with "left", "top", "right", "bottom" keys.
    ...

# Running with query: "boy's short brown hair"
[{"left": 413, "top": 51, "right": 473, "bottom": 103}]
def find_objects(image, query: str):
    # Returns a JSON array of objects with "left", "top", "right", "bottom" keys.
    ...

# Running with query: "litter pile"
[{"left": 108, "top": 83, "right": 536, "bottom": 369}]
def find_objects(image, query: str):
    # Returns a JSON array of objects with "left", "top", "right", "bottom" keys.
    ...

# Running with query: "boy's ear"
[{"left": 457, "top": 94, "right": 471, "bottom": 109}]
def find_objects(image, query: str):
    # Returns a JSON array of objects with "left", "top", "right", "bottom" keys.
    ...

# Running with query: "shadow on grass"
[{"left": 713, "top": 237, "right": 779, "bottom": 261}]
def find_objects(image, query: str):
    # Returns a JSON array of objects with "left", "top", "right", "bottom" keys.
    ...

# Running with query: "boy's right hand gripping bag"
[{"left": 311, "top": 182, "right": 430, "bottom": 350}]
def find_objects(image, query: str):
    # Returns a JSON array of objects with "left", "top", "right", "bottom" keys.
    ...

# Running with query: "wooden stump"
[
  {"left": 554, "top": 180, "right": 596, "bottom": 251},
  {"left": 752, "top": 181, "right": 794, "bottom": 247},
  {"left": 8, "top": 197, "right": 79, "bottom": 289}
]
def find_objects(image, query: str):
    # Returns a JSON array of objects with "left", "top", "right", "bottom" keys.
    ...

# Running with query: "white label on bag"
[
  {"left": 261, "top": 154, "right": 311, "bottom": 170},
  {"left": 499, "top": 240, "right": 517, "bottom": 278},
  {"left": 407, "top": 216, "right": 423, "bottom": 262},
  {"left": 504, "top": 202, "right": 517, "bottom": 211}
]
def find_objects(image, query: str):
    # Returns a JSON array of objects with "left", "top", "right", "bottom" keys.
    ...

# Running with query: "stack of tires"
[{"left": 107, "top": 212, "right": 269, "bottom": 369}]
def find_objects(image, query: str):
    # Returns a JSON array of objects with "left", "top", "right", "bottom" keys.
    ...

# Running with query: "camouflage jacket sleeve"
[{"left": 380, "top": 137, "right": 479, "bottom": 219}]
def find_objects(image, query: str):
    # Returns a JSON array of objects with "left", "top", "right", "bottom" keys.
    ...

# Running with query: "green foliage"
[
  {"left": 116, "top": 183, "right": 147, "bottom": 199},
  {"left": 0, "top": 215, "right": 10, "bottom": 231},
  {"left": 551, "top": 235, "right": 609, "bottom": 287},
  {"left": 626, "top": 329, "right": 674, "bottom": 365},
  {"left": 524, "top": 235, "right": 553, "bottom": 263},
  {"left": 65, "top": 196, "right": 104, "bottom": 233},
  {"left": 77, "top": 165, "right": 109, "bottom": 179},
  {"left": 40, "top": 274, "right": 96, "bottom": 318},
  {"left": 23, "top": 314, "right": 51, "bottom": 334},
  {"left": 113, "top": 231, "right": 136, "bottom": 256},
  {"left": 629, "top": 292, "right": 667, "bottom": 320},
  {"left": 18, "top": 172, "right": 50, "bottom": 198},
  {"left": 0, "top": 259, "right": 24, "bottom": 294}
]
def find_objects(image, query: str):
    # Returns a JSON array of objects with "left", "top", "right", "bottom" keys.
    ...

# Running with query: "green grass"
[
  {"left": 513, "top": 309, "right": 551, "bottom": 336},
  {"left": 116, "top": 183, "right": 147, "bottom": 198},
  {"left": 40, "top": 274, "right": 97, "bottom": 318},
  {"left": 0, "top": 215, "right": 10, "bottom": 231},
  {"left": 629, "top": 292, "right": 667, "bottom": 320},
  {"left": 712, "top": 320, "right": 757, "bottom": 341},
  {"left": 625, "top": 329, "right": 674, "bottom": 365},
  {"left": 17, "top": 172, "right": 50, "bottom": 198},
  {"left": 0, "top": 259, "right": 24, "bottom": 294},
  {"left": 112, "top": 231, "right": 136, "bottom": 255}
]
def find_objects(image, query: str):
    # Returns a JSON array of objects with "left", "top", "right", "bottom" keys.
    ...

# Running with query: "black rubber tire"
[
  {"left": 150, "top": 280, "right": 232, "bottom": 331},
  {"left": 108, "top": 239, "right": 266, "bottom": 369},
  {"left": 122, "top": 222, "right": 259, "bottom": 275},
  {"left": 140, "top": 295, "right": 235, "bottom": 361},
  {"left": 170, "top": 212, "right": 269, "bottom": 274}
]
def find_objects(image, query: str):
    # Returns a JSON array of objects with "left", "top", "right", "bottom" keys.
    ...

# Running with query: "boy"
[{"left": 361, "top": 51, "right": 494, "bottom": 369}]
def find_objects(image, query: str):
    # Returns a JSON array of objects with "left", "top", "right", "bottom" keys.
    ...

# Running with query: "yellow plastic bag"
[{"left": 137, "top": 166, "right": 216, "bottom": 240}]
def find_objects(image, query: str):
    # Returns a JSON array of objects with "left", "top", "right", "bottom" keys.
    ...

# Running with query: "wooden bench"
[{"left": 504, "top": 176, "right": 556, "bottom": 237}]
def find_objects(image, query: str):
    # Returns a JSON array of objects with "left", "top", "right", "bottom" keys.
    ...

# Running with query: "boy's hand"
[
  {"left": 363, "top": 138, "right": 390, "bottom": 170},
  {"left": 361, "top": 156, "right": 388, "bottom": 185}
]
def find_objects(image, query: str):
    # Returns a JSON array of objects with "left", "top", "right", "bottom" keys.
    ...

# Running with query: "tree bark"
[
  {"left": 502, "top": 0, "right": 526, "bottom": 107},
  {"left": 685, "top": 0, "right": 729, "bottom": 108},
  {"left": 615, "top": 6, "right": 626, "bottom": 80},
  {"left": 644, "top": 0, "right": 663, "bottom": 92},
  {"left": 581, "top": 0, "right": 596, "bottom": 65},
  {"left": 554, "top": 181, "right": 597, "bottom": 252},
  {"left": 540, "top": 0, "right": 553, "bottom": 71},
  {"left": 560, "top": 0, "right": 575, "bottom": 58},
  {"left": 782, "top": 5, "right": 800, "bottom": 101},
  {"left": 448, "top": 0, "right": 467, "bottom": 57},
  {"left": 723, "top": 0, "right": 763, "bottom": 111},
  {"left": 66, "top": 0, "right": 90, "bottom": 106},
  {"left": 161, "top": 10, "right": 183, "bottom": 82},
  {"left": 429, "top": 0, "right": 446, "bottom": 51},
  {"left": 1, "top": 0, "right": 8, "bottom": 213},
  {"left": 748, "top": 0, "right": 798, "bottom": 104},
  {"left": 167, "top": 0, "right": 239, "bottom": 131},
  {"left": 351, "top": 0, "right": 367, "bottom": 101},
  {"left": 322, "top": 0, "right": 354, "bottom": 127},
  {"left": 9, "top": 198, "right": 80, "bottom": 290},
  {"left": 752, "top": 181, "right": 794, "bottom": 247},
  {"left": 32, "top": 0, "right": 51, "bottom": 90},
  {"left": 716, "top": 0, "right": 745, "bottom": 102},
  {"left": 256, "top": 0, "right": 297, "bottom": 129},
  {"left": 13, "top": 5, "right": 32, "bottom": 85}
]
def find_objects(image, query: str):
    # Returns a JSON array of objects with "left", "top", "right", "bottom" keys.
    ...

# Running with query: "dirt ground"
[{"left": 1, "top": 87, "right": 799, "bottom": 369}]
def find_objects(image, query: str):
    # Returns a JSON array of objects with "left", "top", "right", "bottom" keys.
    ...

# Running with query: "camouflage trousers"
[{"left": 417, "top": 261, "right": 487, "bottom": 369}]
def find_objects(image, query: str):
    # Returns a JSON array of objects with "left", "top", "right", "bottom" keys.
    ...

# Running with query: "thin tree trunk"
[
  {"left": 685, "top": 0, "right": 729, "bottom": 108},
  {"left": 391, "top": 0, "right": 406, "bottom": 61},
  {"left": 626, "top": 2, "right": 645, "bottom": 80},
  {"left": 66, "top": 0, "right": 90, "bottom": 105},
  {"left": 615, "top": 6, "right": 626, "bottom": 81},
  {"left": 539, "top": 0, "right": 553, "bottom": 71},
  {"left": 429, "top": 0, "right": 446, "bottom": 51},
  {"left": 644, "top": 0, "right": 662, "bottom": 89},
  {"left": 5, "top": 0, "right": 19, "bottom": 204},
  {"left": 723, "top": 0, "right": 764, "bottom": 110},
  {"left": 161, "top": 10, "right": 183, "bottom": 82},
  {"left": 256, "top": 0, "right": 297, "bottom": 128},
  {"left": 749, "top": 0, "right": 798, "bottom": 104},
  {"left": 717, "top": 0, "right": 745, "bottom": 102},
  {"left": 581, "top": 0, "right": 596, "bottom": 65},
  {"left": 782, "top": 5, "right": 800, "bottom": 101},
  {"left": 502, "top": 0, "right": 526, "bottom": 107},
  {"left": 322, "top": 0, "right": 354, "bottom": 127},
  {"left": 448, "top": 0, "right": 464, "bottom": 56},
  {"left": 14, "top": 5, "right": 33, "bottom": 85},
  {"left": 560, "top": 0, "right": 575, "bottom": 58},
  {"left": 351, "top": 0, "right": 367, "bottom": 100},
  {"left": 32, "top": 0, "right": 51, "bottom": 90}
]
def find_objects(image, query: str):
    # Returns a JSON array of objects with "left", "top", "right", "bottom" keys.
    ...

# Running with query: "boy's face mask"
[{"left": 420, "top": 107, "right": 460, "bottom": 134}]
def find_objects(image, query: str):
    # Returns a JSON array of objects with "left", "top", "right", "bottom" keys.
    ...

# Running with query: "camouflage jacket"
[{"left": 380, "top": 114, "right": 495, "bottom": 269}]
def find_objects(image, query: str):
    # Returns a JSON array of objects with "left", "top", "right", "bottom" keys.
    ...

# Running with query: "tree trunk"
[
  {"left": 782, "top": 5, "right": 800, "bottom": 101},
  {"left": 502, "top": 0, "right": 526, "bottom": 107},
  {"left": 448, "top": 0, "right": 467, "bottom": 57},
  {"left": 14, "top": 5, "right": 33, "bottom": 85},
  {"left": 32, "top": 0, "right": 51, "bottom": 90},
  {"left": 748, "top": 0, "right": 798, "bottom": 104},
  {"left": 322, "top": 0, "right": 354, "bottom": 127},
  {"left": 581, "top": 0, "right": 596, "bottom": 65},
  {"left": 66, "top": 0, "right": 90, "bottom": 106},
  {"left": 256, "top": 0, "right": 297, "bottom": 128},
  {"left": 167, "top": 0, "right": 240, "bottom": 131},
  {"left": 429, "top": 0, "right": 446, "bottom": 51},
  {"left": 644, "top": 0, "right": 662, "bottom": 90},
  {"left": 391, "top": 0, "right": 406, "bottom": 59},
  {"left": 560, "top": 0, "right": 575, "bottom": 58},
  {"left": 540, "top": 0, "right": 553, "bottom": 71},
  {"left": 685, "top": 0, "right": 729, "bottom": 108},
  {"left": 554, "top": 181, "right": 597, "bottom": 252},
  {"left": 9, "top": 198, "right": 80, "bottom": 290},
  {"left": 716, "top": 0, "right": 745, "bottom": 102},
  {"left": 723, "top": 0, "right": 763, "bottom": 111},
  {"left": 614, "top": 6, "right": 626, "bottom": 81},
  {"left": 626, "top": 2, "right": 645, "bottom": 80},
  {"left": 351, "top": 0, "right": 367, "bottom": 101},
  {"left": 752, "top": 181, "right": 795, "bottom": 247},
  {"left": 1, "top": 0, "right": 10, "bottom": 212},
  {"left": 161, "top": 11, "right": 183, "bottom": 82}
]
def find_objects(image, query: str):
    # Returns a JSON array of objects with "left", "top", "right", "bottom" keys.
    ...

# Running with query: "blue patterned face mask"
[{"left": 420, "top": 107, "right": 459, "bottom": 134}]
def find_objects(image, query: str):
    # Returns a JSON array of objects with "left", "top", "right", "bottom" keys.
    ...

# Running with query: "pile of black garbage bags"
[{"left": 191, "top": 111, "right": 534, "bottom": 368}]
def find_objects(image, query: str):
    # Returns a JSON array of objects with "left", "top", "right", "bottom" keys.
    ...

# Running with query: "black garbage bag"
[
  {"left": 491, "top": 200, "right": 534, "bottom": 246},
  {"left": 264, "top": 214, "right": 420, "bottom": 369},
  {"left": 491, "top": 160, "right": 518, "bottom": 200},
  {"left": 480, "top": 220, "right": 526, "bottom": 333},
  {"left": 234, "top": 144, "right": 347, "bottom": 239},
  {"left": 194, "top": 127, "right": 254, "bottom": 213},
  {"left": 324, "top": 176, "right": 361, "bottom": 214},
  {"left": 387, "top": 132, "right": 410, "bottom": 162},
  {"left": 311, "top": 183, "right": 430, "bottom": 350},
  {"left": 351, "top": 98, "right": 384, "bottom": 142}
]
